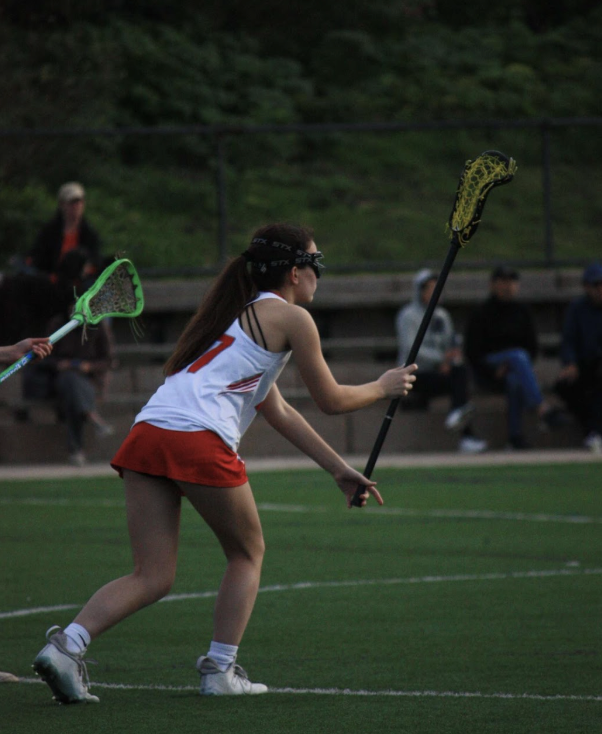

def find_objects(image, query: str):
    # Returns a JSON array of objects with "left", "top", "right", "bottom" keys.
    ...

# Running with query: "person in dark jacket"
[
  {"left": 554, "top": 262, "right": 602, "bottom": 453},
  {"left": 465, "top": 265, "right": 565, "bottom": 449},
  {"left": 0, "top": 249, "right": 90, "bottom": 350},
  {"left": 0, "top": 250, "right": 97, "bottom": 420},
  {"left": 27, "top": 181, "right": 102, "bottom": 277}
]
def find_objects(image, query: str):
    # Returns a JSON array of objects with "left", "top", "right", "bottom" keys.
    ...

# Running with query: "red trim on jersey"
[
  {"left": 225, "top": 372, "right": 263, "bottom": 392},
  {"left": 187, "top": 334, "right": 235, "bottom": 373},
  {"left": 111, "top": 422, "right": 248, "bottom": 487}
]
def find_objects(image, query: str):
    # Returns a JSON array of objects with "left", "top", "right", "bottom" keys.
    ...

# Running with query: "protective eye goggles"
[
  {"left": 243, "top": 239, "right": 325, "bottom": 278},
  {"left": 300, "top": 250, "right": 325, "bottom": 278}
]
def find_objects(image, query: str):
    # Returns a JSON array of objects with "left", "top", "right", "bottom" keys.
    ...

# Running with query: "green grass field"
[{"left": 1, "top": 462, "right": 601, "bottom": 733}]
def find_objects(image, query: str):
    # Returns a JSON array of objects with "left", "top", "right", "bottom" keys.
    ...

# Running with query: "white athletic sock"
[
  {"left": 207, "top": 641, "right": 238, "bottom": 672},
  {"left": 63, "top": 623, "right": 91, "bottom": 654}
]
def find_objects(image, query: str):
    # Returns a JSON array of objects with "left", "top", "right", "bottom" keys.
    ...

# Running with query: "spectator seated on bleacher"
[
  {"left": 26, "top": 304, "right": 116, "bottom": 466},
  {"left": 395, "top": 269, "right": 487, "bottom": 454},
  {"left": 0, "top": 250, "right": 87, "bottom": 352},
  {"left": 0, "top": 250, "right": 98, "bottom": 418},
  {"left": 554, "top": 262, "right": 602, "bottom": 454},
  {"left": 464, "top": 265, "right": 568, "bottom": 450}
]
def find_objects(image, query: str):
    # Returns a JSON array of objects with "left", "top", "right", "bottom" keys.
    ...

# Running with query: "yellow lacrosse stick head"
[{"left": 447, "top": 151, "right": 517, "bottom": 247}]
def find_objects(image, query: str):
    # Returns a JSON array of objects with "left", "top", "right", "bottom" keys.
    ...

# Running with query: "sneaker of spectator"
[
  {"left": 583, "top": 432, "right": 602, "bottom": 454},
  {"left": 445, "top": 402, "right": 476, "bottom": 432},
  {"left": 68, "top": 451, "right": 86, "bottom": 467},
  {"left": 458, "top": 435, "right": 488, "bottom": 454},
  {"left": 90, "top": 413, "right": 115, "bottom": 438}
]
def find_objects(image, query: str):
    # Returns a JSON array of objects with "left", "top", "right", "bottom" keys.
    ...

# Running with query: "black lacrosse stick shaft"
[{"left": 350, "top": 238, "right": 461, "bottom": 507}]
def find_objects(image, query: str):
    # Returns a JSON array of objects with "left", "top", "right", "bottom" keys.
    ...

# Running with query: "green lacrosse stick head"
[
  {"left": 447, "top": 150, "right": 517, "bottom": 247},
  {"left": 72, "top": 258, "right": 144, "bottom": 326}
]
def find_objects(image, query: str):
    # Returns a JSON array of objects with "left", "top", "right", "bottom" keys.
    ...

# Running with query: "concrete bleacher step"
[
  {"left": 0, "top": 413, "right": 134, "bottom": 464},
  {"left": 0, "top": 391, "right": 584, "bottom": 466},
  {"left": 0, "top": 355, "right": 584, "bottom": 465},
  {"left": 241, "top": 396, "right": 584, "bottom": 457},
  {"left": 0, "top": 346, "right": 579, "bottom": 466}
]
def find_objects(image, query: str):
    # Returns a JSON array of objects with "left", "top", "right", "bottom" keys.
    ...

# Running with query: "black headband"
[{"left": 241, "top": 238, "right": 325, "bottom": 277}]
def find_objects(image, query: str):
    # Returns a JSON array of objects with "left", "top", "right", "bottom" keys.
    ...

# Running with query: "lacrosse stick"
[
  {"left": 0, "top": 258, "right": 144, "bottom": 384},
  {"left": 351, "top": 150, "right": 517, "bottom": 507}
]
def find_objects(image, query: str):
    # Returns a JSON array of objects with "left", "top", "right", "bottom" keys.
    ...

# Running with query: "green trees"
[{"left": 0, "top": 2, "right": 601, "bottom": 269}]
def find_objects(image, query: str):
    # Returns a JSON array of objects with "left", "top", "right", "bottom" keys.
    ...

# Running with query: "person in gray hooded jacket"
[{"left": 395, "top": 269, "right": 487, "bottom": 453}]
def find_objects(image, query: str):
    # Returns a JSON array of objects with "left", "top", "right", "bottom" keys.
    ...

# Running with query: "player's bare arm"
[
  {"left": 260, "top": 385, "right": 383, "bottom": 507},
  {"left": 0, "top": 337, "right": 52, "bottom": 363},
  {"left": 284, "top": 305, "right": 417, "bottom": 414}
]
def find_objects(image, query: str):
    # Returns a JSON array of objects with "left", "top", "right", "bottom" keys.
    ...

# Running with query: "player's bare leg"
[
  {"left": 180, "top": 481, "right": 265, "bottom": 645},
  {"left": 180, "top": 480, "right": 268, "bottom": 694},
  {"left": 33, "top": 470, "right": 182, "bottom": 703},
  {"left": 73, "top": 471, "right": 182, "bottom": 637}
]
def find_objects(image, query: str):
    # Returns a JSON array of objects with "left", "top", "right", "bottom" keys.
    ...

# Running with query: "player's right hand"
[
  {"left": 378, "top": 363, "right": 418, "bottom": 398},
  {"left": 13, "top": 338, "right": 53, "bottom": 361},
  {"left": 333, "top": 464, "right": 384, "bottom": 508}
]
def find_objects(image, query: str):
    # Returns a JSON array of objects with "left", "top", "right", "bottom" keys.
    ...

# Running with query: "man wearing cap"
[
  {"left": 465, "top": 265, "right": 566, "bottom": 450},
  {"left": 27, "top": 182, "right": 102, "bottom": 276},
  {"left": 554, "top": 262, "right": 602, "bottom": 453}
]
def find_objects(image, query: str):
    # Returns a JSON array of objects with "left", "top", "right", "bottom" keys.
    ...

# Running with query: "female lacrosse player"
[{"left": 33, "top": 223, "right": 417, "bottom": 702}]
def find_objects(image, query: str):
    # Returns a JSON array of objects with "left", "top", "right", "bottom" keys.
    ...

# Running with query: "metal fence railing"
[{"left": 1, "top": 117, "right": 601, "bottom": 275}]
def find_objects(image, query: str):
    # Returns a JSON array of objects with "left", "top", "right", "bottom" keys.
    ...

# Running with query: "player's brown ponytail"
[{"left": 164, "top": 223, "right": 313, "bottom": 375}]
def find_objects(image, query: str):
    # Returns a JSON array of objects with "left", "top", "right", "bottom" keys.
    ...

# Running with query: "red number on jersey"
[{"left": 187, "top": 335, "right": 235, "bottom": 373}]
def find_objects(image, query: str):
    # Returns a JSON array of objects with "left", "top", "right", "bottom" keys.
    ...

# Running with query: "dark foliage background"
[{"left": 0, "top": 1, "right": 600, "bottom": 270}]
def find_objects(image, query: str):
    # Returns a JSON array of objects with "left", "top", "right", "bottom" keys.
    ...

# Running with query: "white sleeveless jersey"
[{"left": 134, "top": 292, "right": 291, "bottom": 451}]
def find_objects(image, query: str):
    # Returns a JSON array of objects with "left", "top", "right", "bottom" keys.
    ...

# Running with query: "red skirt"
[{"left": 111, "top": 422, "right": 248, "bottom": 487}]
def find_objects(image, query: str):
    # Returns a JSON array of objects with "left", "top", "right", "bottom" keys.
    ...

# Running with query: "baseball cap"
[
  {"left": 491, "top": 265, "right": 519, "bottom": 281},
  {"left": 582, "top": 262, "right": 602, "bottom": 284},
  {"left": 58, "top": 181, "right": 85, "bottom": 203}
]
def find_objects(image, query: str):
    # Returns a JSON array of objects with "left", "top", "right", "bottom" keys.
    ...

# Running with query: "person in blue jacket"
[{"left": 555, "top": 262, "right": 602, "bottom": 453}]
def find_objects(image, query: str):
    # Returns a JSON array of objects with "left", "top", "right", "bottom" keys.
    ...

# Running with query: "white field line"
[
  {"left": 17, "top": 677, "right": 602, "bottom": 702},
  {"left": 260, "top": 502, "right": 602, "bottom": 525},
  {"left": 0, "top": 497, "right": 124, "bottom": 507},
  {"left": 2, "top": 568, "right": 601, "bottom": 620},
  {"left": 1, "top": 496, "right": 601, "bottom": 525}
]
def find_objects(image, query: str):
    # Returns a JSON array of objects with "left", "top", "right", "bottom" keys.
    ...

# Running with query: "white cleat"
[
  {"left": 32, "top": 626, "right": 99, "bottom": 704},
  {"left": 196, "top": 656, "right": 268, "bottom": 696}
]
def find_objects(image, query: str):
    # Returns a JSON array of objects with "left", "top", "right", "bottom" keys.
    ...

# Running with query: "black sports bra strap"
[{"left": 241, "top": 302, "right": 268, "bottom": 350}]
